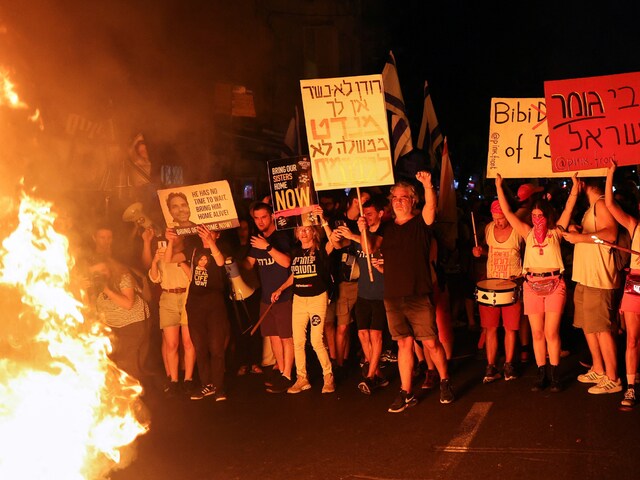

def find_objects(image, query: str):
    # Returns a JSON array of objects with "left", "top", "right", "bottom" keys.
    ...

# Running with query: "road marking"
[
  {"left": 432, "top": 401, "right": 492, "bottom": 476},
  {"left": 433, "top": 446, "right": 615, "bottom": 456}
]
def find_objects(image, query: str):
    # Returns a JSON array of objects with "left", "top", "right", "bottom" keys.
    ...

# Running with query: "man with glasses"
[{"left": 360, "top": 173, "right": 454, "bottom": 412}]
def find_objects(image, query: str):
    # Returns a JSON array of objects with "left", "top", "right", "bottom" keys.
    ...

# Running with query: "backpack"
[
  {"left": 612, "top": 227, "right": 632, "bottom": 271},
  {"left": 593, "top": 198, "right": 635, "bottom": 271}
]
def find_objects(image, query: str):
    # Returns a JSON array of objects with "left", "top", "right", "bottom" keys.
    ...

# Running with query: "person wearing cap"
[
  {"left": 496, "top": 173, "right": 579, "bottom": 393},
  {"left": 472, "top": 199, "right": 524, "bottom": 384},
  {"left": 515, "top": 183, "right": 544, "bottom": 223}
]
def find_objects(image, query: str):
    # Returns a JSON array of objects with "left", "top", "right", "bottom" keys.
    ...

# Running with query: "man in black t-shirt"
[
  {"left": 244, "top": 203, "right": 295, "bottom": 393},
  {"left": 362, "top": 173, "right": 454, "bottom": 412}
]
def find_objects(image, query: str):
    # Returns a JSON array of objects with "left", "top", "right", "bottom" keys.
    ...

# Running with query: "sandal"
[
  {"left": 250, "top": 365, "right": 263, "bottom": 374},
  {"left": 237, "top": 365, "right": 249, "bottom": 376}
]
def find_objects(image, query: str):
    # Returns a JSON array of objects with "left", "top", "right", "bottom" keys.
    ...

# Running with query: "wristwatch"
[{"left": 266, "top": 244, "right": 273, "bottom": 252}]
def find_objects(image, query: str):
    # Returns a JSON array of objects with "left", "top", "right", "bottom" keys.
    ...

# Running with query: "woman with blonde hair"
[{"left": 272, "top": 217, "right": 335, "bottom": 394}]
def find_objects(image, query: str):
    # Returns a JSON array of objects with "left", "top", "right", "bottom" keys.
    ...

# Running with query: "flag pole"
[{"left": 357, "top": 187, "right": 375, "bottom": 283}]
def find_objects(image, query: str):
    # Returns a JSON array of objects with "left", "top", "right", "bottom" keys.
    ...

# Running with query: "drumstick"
[
  {"left": 250, "top": 301, "right": 275, "bottom": 336},
  {"left": 471, "top": 212, "right": 478, "bottom": 248}
]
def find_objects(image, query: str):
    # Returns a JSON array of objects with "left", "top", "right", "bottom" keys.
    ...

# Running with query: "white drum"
[{"left": 475, "top": 278, "right": 518, "bottom": 306}]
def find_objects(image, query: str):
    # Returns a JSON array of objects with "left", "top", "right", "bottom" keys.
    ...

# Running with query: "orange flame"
[{"left": 0, "top": 193, "right": 149, "bottom": 479}]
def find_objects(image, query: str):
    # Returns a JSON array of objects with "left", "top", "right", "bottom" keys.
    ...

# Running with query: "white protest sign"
[
  {"left": 300, "top": 74, "right": 394, "bottom": 190},
  {"left": 157, "top": 180, "right": 239, "bottom": 235},
  {"left": 487, "top": 98, "right": 606, "bottom": 178}
]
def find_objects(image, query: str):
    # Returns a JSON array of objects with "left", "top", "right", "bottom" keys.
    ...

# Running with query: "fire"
[
  {"left": 0, "top": 68, "right": 27, "bottom": 109},
  {"left": 0, "top": 192, "right": 149, "bottom": 479}
]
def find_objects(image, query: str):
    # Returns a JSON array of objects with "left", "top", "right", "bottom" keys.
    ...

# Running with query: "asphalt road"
[{"left": 112, "top": 329, "right": 639, "bottom": 480}]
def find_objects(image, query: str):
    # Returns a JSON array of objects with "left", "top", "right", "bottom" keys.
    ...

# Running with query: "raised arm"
[
  {"left": 495, "top": 174, "right": 531, "bottom": 239},
  {"left": 250, "top": 234, "right": 291, "bottom": 268},
  {"left": 197, "top": 225, "right": 225, "bottom": 267},
  {"left": 416, "top": 171, "right": 436, "bottom": 225},
  {"left": 605, "top": 160, "right": 638, "bottom": 235},
  {"left": 557, "top": 172, "right": 580, "bottom": 230}
]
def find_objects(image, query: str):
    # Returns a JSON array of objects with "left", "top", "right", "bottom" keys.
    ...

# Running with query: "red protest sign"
[{"left": 544, "top": 71, "right": 640, "bottom": 172}]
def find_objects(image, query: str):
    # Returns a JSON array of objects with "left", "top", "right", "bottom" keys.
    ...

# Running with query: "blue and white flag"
[{"left": 382, "top": 51, "right": 413, "bottom": 164}]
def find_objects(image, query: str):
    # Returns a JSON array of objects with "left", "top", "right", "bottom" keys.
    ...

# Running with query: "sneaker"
[
  {"left": 322, "top": 373, "right": 336, "bottom": 394},
  {"left": 214, "top": 391, "right": 227, "bottom": 402},
  {"left": 266, "top": 375, "right": 292, "bottom": 394},
  {"left": 422, "top": 369, "right": 440, "bottom": 389},
  {"left": 264, "top": 368, "right": 281, "bottom": 387},
  {"left": 388, "top": 389, "right": 417, "bottom": 413},
  {"left": 287, "top": 376, "right": 311, "bottom": 394},
  {"left": 182, "top": 379, "right": 195, "bottom": 396},
  {"left": 439, "top": 378, "right": 455, "bottom": 404},
  {"left": 577, "top": 369, "right": 605, "bottom": 384},
  {"left": 381, "top": 350, "right": 398, "bottom": 363},
  {"left": 621, "top": 386, "right": 637, "bottom": 407},
  {"left": 190, "top": 384, "right": 215, "bottom": 400},
  {"left": 503, "top": 362, "right": 517, "bottom": 381},
  {"left": 374, "top": 375, "right": 389, "bottom": 388},
  {"left": 483, "top": 364, "right": 501, "bottom": 384},
  {"left": 588, "top": 376, "right": 623, "bottom": 394},
  {"left": 165, "top": 381, "right": 181, "bottom": 397},
  {"left": 358, "top": 377, "right": 375, "bottom": 395}
]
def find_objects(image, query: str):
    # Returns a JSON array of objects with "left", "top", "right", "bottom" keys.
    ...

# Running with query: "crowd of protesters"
[{"left": 74, "top": 161, "right": 640, "bottom": 412}]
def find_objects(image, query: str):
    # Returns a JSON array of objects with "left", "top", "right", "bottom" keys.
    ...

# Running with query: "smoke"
[{"left": 0, "top": 0, "right": 274, "bottom": 227}]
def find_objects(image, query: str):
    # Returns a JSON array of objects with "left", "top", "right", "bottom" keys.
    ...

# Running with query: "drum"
[{"left": 475, "top": 278, "right": 518, "bottom": 306}]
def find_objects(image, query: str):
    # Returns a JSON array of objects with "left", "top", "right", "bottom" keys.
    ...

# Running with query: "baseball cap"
[{"left": 517, "top": 183, "right": 543, "bottom": 202}]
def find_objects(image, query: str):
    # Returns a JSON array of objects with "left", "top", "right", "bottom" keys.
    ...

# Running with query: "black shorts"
[{"left": 355, "top": 297, "right": 387, "bottom": 331}]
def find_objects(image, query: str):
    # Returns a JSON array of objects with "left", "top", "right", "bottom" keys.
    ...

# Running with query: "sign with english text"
[
  {"left": 268, "top": 156, "right": 318, "bottom": 230},
  {"left": 487, "top": 98, "right": 606, "bottom": 178},
  {"left": 300, "top": 74, "right": 394, "bottom": 190},
  {"left": 157, "top": 180, "right": 239, "bottom": 236},
  {"left": 545, "top": 71, "right": 640, "bottom": 172}
]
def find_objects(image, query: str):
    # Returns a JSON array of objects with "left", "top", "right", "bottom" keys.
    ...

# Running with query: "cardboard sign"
[
  {"left": 268, "top": 156, "right": 318, "bottom": 230},
  {"left": 157, "top": 180, "right": 239, "bottom": 235},
  {"left": 545, "top": 71, "right": 640, "bottom": 172},
  {"left": 487, "top": 98, "right": 606, "bottom": 178},
  {"left": 300, "top": 74, "right": 394, "bottom": 190}
]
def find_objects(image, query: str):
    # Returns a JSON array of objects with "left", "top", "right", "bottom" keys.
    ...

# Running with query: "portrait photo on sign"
[{"left": 157, "top": 180, "right": 240, "bottom": 236}]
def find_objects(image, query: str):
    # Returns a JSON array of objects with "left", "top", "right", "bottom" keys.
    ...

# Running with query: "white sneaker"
[
  {"left": 577, "top": 369, "right": 605, "bottom": 384},
  {"left": 588, "top": 376, "right": 623, "bottom": 394},
  {"left": 287, "top": 376, "right": 311, "bottom": 394}
]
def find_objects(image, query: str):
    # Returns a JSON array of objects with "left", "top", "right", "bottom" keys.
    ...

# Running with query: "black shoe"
[
  {"left": 263, "top": 367, "right": 281, "bottom": 387},
  {"left": 165, "top": 381, "right": 181, "bottom": 397},
  {"left": 388, "top": 389, "right": 417, "bottom": 413},
  {"left": 214, "top": 390, "right": 227, "bottom": 402},
  {"left": 190, "top": 384, "right": 215, "bottom": 400},
  {"left": 266, "top": 374, "right": 292, "bottom": 394},
  {"left": 531, "top": 365, "right": 548, "bottom": 392},
  {"left": 374, "top": 375, "right": 389, "bottom": 389},
  {"left": 440, "top": 378, "right": 455, "bottom": 404},
  {"left": 182, "top": 379, "right": 195, "bottom": 396},
  {"left": 483, "top": 364, "right": 501, "bottom": 384},
  {"left": 548, "top": 365, "right": 562, "bottom": 392},
  {"left": 358, "top": 377, "right": 374, "bottom": 395},
  {"left": 503, "top": 362, "right": 517, "bottom": 381}
]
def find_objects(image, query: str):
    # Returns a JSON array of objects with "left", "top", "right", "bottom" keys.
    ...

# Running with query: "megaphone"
[
  {"left": 225, "top": 257, "right": 256, "bottom": 301},
  {"left": 122, "top": 202, "right": 163, "bottom": 236}
]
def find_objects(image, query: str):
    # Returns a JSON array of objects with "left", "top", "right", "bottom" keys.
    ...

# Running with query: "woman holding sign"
[
  {"left": 495, "top": 172, "right": 579, "bottom": 393},
  {"left": 271, "top": 209, "right": 336, "bottom": 395}
]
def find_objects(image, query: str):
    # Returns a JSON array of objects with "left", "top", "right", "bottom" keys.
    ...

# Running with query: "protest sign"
[
  {"left": 157, "top": 180, "right": 239, "bottom": 235},
  {"left": 487, "top": 98, "right": 606, "bottom": 178},
  {"left": 268, "top": 156, "right": 318, "bottom": 230},
  {"left": 545, "top": 71, "right": 640, "bottom": 172},
  {"left": 300, "top": 74, "right": 394, "bottom": 190}
]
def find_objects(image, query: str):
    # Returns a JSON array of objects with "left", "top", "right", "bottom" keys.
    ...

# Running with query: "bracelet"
[{"left": 321, "top": 223, "right": 328, "bottom": 227}]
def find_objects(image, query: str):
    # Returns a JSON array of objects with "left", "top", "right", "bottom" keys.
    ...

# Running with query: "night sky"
[{"left": 3, "top": 1, "right": 640, "bottom": 183}]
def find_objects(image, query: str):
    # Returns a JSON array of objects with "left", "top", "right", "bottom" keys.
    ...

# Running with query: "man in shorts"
[
  {"left": 245, "top": 203, "right": 294, "bottom": 393},
  {"left": 472, "top": 200, "right": 523, "bottom": 383},
  {"left": 364, "top": 173, "right": 454, "bottom": 412},
  {"left": 562, "top": 177, "right": 622, "bottom": 394}
]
